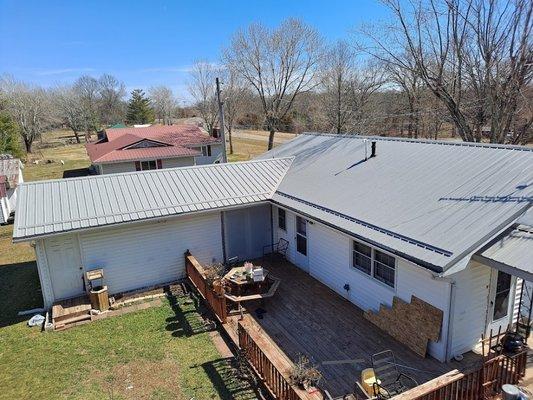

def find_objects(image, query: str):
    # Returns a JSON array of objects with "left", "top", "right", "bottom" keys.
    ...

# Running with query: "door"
[
  {"left": 488, "top": 270, "right": 515, "bottom": 334},
  {"left": 45, "top": 236, "right": 84, "bottom": 300},
  {"left": 294, "top": 216, "right": 309, "bottom": 271}
]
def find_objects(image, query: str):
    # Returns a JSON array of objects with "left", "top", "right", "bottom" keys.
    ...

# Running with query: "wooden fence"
[
  {"left": 393, "top": 349, "right": 528, "bottom": 400},
  {"left": 238, "top": 318, "right": 320, "bottom": 400},
  {"left": 184, "top": 251, "right": 228, "bottom": 323}
]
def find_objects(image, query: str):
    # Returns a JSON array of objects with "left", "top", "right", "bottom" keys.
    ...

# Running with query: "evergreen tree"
[
  {"left": 125, "top": 89, "right": 155, "bottom": 125},
  {"left": 0, "top": 112, "right": 23, "bottom": 157}
]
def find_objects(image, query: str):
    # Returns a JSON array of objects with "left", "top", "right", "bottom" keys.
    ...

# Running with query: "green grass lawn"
[
  {"left": 0, "top": 128, "right": 275, "bottom": 399},
  {"left": 0, "top": 223, "right": 256, "bottom": 399}
]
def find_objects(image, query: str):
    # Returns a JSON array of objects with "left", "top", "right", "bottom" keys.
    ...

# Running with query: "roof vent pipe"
[{"left": 371, "top": 141, "right": 377, "bottom": 158}]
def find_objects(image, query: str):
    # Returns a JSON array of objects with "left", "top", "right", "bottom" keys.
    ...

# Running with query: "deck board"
[{"left": 227, "top": 260, "right": 456, "bottom": 397}]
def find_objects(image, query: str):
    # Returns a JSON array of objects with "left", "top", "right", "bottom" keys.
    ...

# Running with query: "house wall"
[
  {"left": 448, "top": 260, "right": 491, "bottom": 358},
  {"left": 448, "top": 260, "right": 521, "bottom": 359},
  {"left": 272, "top": 206, "right": 451, "bottom": 361},
  {"left": 224, "top": 204, "right": 272, "bottom": 262},
  {"left": 194, "top": 143, "right": 223, "bottom": 165},
  {"left": 98, "top": 157, "right": 195, "bottom": 174},
  {"left": 161, "top": 157, "right": 195, "bottom": 169},
  {"left": 0, "top": 197, "right": 7, "bottom": 224},
  {"left": 35, "top": 211, "right": 224, "bottom": 307}
]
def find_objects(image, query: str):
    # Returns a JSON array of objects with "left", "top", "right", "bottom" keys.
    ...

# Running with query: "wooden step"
[{"left": 54, "top": 313, "right": 92, "bottom": 330}]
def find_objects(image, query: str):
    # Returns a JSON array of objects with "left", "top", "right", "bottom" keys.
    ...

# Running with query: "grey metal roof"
[
  {"left": 13, "top": 158, "right": 293, "bottom": 242},
  {"left": 259, "top": 133, "right": 533, "bottom": 272},
  {"left": 474, "top": 224, "right": 533, "bottom": 282}
]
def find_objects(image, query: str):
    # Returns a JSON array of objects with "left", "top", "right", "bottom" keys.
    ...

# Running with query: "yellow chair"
[{"left": 361, "top": 368, "right": 380, "bottom": 397}]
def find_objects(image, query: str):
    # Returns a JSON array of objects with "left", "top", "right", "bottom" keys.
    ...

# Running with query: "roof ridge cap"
[
  {"left": 300, "top": 132, "right": 533, "bottom": 152},
  {"left": 19, "top": 157, "right": 296, "bottom": 186}
]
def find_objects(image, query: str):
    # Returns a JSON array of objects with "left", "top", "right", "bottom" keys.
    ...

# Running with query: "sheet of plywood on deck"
[
  {"left": 364, "top": 295, "right": 443, "bottom": 357},
  {"left": 233, "top": 260, "right": 450, "bottom": 398}
]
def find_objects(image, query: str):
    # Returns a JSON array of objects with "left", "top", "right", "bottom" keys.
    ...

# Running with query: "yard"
[{"left": 0, "top": 127, "right": 291, "bottom": 400}]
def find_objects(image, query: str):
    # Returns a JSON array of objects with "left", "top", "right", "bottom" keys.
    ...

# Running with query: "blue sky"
[{"left": 0, "top": 0, "right": 389, "bottom": 101}]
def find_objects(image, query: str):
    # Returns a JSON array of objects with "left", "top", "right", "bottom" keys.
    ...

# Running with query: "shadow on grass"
[
  {"left": 198, "top": 357, "right": 259, "bottom": 400},
  {"left": 164, "top": 286, "right": 215, "bottom": 337},
  {"left": 0, "top": 261, "right": 42, "bottom": 328}
]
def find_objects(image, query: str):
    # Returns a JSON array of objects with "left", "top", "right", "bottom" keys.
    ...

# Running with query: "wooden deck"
[{"left": 225, "top": 260, "right": 466, "bottom": 398}]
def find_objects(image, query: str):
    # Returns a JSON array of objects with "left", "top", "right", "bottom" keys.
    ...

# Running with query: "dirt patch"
[{"left": 90, "top": 358, "right": 183, "bottom": 399}]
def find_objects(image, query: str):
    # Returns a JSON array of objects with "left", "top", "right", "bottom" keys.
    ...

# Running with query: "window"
[
  {"left": 352, "top": 240, "right": 372, "bottom": 275},
  {"left": 373, "top": 250, "right": 396, "bottom": 288},
  {"left": 278, "top": 208, "right": 286, "bottom": 231},
  {"left": 296, "top": 216, "right": 307, "bottom": 256},
  {"left": 493, "top": 271, "right": 512, "bottom": 320},
  {"left": 140, "top": 160, "right": 158, "bottom": 170},
  {"left": 202, "top": 145, "right": 212, "bottom": 157}
]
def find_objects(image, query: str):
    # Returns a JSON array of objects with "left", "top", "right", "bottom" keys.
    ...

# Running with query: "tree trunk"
[
  {"left": 24, "top": 137, "right": 32, "bottom": 153},
  {"left": 268, "top": 129, "right": 275, "bottom": 150},
  {"left": 73, "top": 130, "right": 81, "bottom": 143},
  {"left": 228, "top": 127, "right": 234, "bottom": 155}
]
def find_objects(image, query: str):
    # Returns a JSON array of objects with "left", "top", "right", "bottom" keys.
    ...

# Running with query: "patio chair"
[
  {"left": 371, "top": 350, "right": 418, "bottom": 399},
  {"left": 262, "top": 238, "right": 289, "bottom": 262}
]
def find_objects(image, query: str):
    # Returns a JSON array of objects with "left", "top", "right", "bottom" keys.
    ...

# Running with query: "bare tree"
[
  {"left": 225, "top": 18, "right": 323, "bottom": 149},
  {"left": 98, "top": 74, "right": 126, "bottom": 126},
  {"left": 320, "top": 40, "right": 358, "bottom": 134},
  {"left": 0, "top": 76, "right": 52, "bottom": 153},
  {"left": 363, "top": 0, "right": 532, "bottom": 144},
  {"left": 188, "top": 61, "right": 219, "bottom": 135},
  {"left": 220, "top": 68, "right": 248, "bottom": 154},
  {"left": 73, "top": 75, "right": 100, "bottom": 140},
  {"left": 52, "top": 86, "right": 85, "bottom": 143},
  {"left": 149, "top": 86, "right": 176, "bottom": 125}
]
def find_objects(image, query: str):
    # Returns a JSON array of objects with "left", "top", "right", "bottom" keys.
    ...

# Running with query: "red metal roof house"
[{"left": 86, "top": 124, "right": 223, "bottom": 174}]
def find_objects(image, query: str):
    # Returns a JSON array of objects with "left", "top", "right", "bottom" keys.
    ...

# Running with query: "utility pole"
[{"left": 215, "top": 77, "right": 228, "bottom": 163}]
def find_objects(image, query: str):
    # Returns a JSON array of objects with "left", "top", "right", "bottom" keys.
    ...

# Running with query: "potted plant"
[{"left": 290, "top": 355, "right": 322, "bottom": 390}]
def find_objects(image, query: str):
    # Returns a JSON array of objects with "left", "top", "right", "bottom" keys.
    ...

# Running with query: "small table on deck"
[{"left": 223, "top": 266, "right": 269, "bottom": 296}]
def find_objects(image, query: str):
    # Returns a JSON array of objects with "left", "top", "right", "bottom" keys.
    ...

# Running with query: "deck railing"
[
  {"left": 392, "top": 350, "right": 528, "bottom": 400},
  {"left": 184, "top": 251, "right": 227, "bottom": 323},
  {"left": 238, "top": 317, "right": 319, "bottom": 400}
]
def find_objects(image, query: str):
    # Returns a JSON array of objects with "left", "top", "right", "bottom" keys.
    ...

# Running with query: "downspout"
[
  {"left": 220, "top": 212, "right": 227, "bottom": 264},
  {"left": 433, "top": 274, "right": 456, "bottom": 362}
]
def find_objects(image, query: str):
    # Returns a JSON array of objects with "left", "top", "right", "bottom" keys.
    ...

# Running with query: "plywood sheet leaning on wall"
[{"left": 364, "top": 295, "right": 443, "bottom": 357}]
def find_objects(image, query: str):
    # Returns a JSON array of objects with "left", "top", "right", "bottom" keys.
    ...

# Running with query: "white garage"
[{"left": 14, "top": 158, "right": 292, "bottom": 308}]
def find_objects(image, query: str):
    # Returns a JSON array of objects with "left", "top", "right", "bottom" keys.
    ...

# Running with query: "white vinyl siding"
[
  {"left": 161, "top": 157, "right": 195, "bottom": 168},
  {"left": 99, "top": 157, "right": 195, "bottom": 174},
  {"left": 449, "top": 260, "right": 492, "bottom": 358},
  {"left": 0, "top": 197, "right": 7, "bottom": 224},
  {"left": 194, "top": 144, "right": 223, "bottom": 165},
  {"left": 78, "top": 212, "right": 223, "bottom": 294},
  {"left": 274, "top": 206, "right": 451, "bottom": 361}
]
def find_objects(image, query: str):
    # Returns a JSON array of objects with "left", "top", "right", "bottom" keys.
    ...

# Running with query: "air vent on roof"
[{"left": 371, "top": 141, "right": 376, "bottom": 158}]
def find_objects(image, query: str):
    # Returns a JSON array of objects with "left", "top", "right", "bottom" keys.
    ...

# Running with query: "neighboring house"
[
  {"left": 0, "top": 155, "right": 23, "bottom": 225},
  {"left": 14, "top": 133, "right": 532, "bottom": 363},
  {"left": 86, "top": 124, "right": 223, "bottom": 174}
]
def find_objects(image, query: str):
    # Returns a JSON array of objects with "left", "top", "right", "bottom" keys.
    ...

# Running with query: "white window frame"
[
  {"left": 278, "top": 208, "right": 286, "bottom": 231},
  {"left": 352, "top": 239, "right": 396, "bottom": 289}
]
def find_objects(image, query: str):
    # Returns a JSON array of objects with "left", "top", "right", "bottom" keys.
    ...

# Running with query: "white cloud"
[{"left": 34, "top": 67, "right": 95, "bottom": 76}]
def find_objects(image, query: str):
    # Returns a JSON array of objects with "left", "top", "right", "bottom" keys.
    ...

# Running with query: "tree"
[
  {"left": 363, "top": 0, "right": 532, "bottom": 143},
  {"left": 52, "top": 86, "right": 86, "bottom": 143},
  {"left": 320, "top": 40, "right": 358, "bottom": 134},
  {"left": 0, "top": 111, "right": 22, "bottom": 157},
  {"left": 126, "top": 89, "right": 155, "bottom": 125},
  {"left": 73, "top": 75, "right": 100, "bottom": 139},
  {"left": 220, "top": 68, "right": 248, "bottom": 154},
  {"left": 98, "top": 74, "right": 126, "bottom": 126},
  {"left": 0, "top": 76, "right": 52, "bottom": 153},
  {"left": 225, "top": 18, "right": 323, "bottom": 149},
  {"left": 188, "top": 61, "right": 219, "bottom": 135},
  {"left": 149, "top": 86, "right": 176, "bottom": 125}
]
